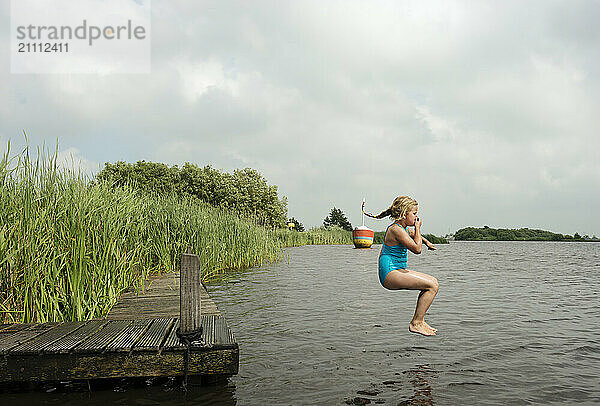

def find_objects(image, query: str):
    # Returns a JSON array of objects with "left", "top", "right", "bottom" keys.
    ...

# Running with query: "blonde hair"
[{"left": 365, "top": 196, "right": 417, "bottom": 220}]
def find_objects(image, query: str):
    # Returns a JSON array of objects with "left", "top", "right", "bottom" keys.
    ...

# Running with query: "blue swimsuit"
[{"left": 378, "top": 222, "right": 409, "bottom": 286}]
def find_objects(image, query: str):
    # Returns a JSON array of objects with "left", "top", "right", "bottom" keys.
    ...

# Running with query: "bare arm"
[
  {"left": 394, "top": 222, "right": 422, "bottom": 254},
  {"left": 408, "top": 227, "right": 437, "bottom": 250}
]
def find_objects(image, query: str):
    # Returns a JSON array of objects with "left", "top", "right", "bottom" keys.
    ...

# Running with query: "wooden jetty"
[{"left": 0, "top": 253, "right": 239, "bottom": 383}]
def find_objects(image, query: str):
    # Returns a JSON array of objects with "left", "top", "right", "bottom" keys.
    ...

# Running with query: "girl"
[{"left": 365, "top": 196, "right": 439, "bottom": 336}]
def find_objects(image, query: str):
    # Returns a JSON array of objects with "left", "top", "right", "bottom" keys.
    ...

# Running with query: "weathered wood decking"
[
  {"left": 0, "top": 258, "right": 239, "bottom": 383},
  {"left": 107, "top": 271, "right": 221, "bottom": 319}
]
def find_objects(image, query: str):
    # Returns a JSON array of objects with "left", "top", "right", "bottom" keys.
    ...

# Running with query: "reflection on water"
[
  {"left": 400, "top": 365, "right": 436, "bottom": 406},
  {"left": 2, "top": 242, "right": 599, "bottom": 405},
  {"left": 212, "top": 242, "right": 600, "bottom": 405},
  {"left": 0, "top": 377, "right": 237, "bottom": 406}
]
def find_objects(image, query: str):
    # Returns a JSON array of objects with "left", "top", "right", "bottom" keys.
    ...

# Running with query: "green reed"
[
  {"left": 0, "top": 145, "right": 285, "bottom": 323},
  {"left": 273, "top": 226, "right": 352, "bottom": 247},
  {"left": 0, "top": 144, "right": 353, "bottom": 323}
]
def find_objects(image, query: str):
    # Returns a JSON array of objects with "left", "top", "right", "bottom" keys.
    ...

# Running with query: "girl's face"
[{"left": 404, "top": 205, "right": 418, "bottom": 226}]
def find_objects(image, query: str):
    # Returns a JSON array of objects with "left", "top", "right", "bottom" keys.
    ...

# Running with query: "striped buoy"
[
  {"left": 353, "top": 225, "right": 374, "bottom": 248},
  {"left": 353, "top": 198, "right": 373, "bottom": 248}
]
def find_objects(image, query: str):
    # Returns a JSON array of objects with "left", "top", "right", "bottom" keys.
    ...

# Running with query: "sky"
[{"left": 1, "top": 0, "right": 599, "bottom": 236}]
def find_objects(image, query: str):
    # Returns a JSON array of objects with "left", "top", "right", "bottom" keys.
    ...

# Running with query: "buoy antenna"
[
  {"left": 353, "top": 198, "right": 374, "bottom": 248},
  {"left": 361, "top": 197, "right": 366, "bottom": 227}
]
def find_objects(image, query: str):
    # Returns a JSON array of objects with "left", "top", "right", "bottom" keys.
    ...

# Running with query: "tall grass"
[
  {"left": 273, "top": 226, "right": 352, "bottom": 247},
  {"left": 0, "top": 144, "right": 353, "bottom": 324},
  {"left": 0, "top": 145, "right": 286, "bottom": 323}
]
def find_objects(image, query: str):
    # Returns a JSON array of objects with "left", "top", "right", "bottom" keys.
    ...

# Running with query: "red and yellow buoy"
[
  {"left": 353, "top": 198, "right": 374, "bottom": 248},
  {"left": 353, "top": 226, "right": 374, "bottom": 248}
]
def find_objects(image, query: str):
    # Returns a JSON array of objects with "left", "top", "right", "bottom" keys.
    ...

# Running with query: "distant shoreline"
[
  {"left": 452, "top": 226, "right": 599, "bottom": 242},
  {"left": 373, "top": 231, "right": 448, "bottom": 244},
  {"left": 448, "top": 240, "right": 599, "bottom": 243}
]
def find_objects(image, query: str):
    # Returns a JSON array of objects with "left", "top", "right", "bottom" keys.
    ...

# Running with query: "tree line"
[
  {"left": 96, "top": 161, "right": 287, "bottom": 228},
  {"left": 320, "top": 207, "right": 448, "bottom": 243},
  {"left": 454, "top": 226, "right": 599, "bottom": 242},
  {"left": 97, "top": 161, "right": 449, "bottom": 242},
  {"left": 373, "top": 232, "right": 448, "bottom": 244}
]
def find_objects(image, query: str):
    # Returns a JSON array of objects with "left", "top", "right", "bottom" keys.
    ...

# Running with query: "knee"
[{"left": 430, "top": 277, "right": 439, "bottom": 293}]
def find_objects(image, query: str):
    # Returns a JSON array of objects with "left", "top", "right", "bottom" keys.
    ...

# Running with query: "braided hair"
[{"left": 364, "top": 196, "right": 418, "bottom": 220}]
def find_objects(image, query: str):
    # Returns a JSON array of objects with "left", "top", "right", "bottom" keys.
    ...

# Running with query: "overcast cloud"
[{"left": 1, "top": 0, "right": 599, "bottom": 236}]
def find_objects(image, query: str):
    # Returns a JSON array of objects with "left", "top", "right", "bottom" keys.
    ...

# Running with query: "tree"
[
  {"left": 574, "top": 232, "right": 581, "bottom": 239},
  {"left": 323, "top": 207, "right": 352, "bottom": 231},
  {"left": 96, "top": 160, "right": 288, "bottom": 227},
  {"left": 287, "top": 217, "right": 305, "bottom": 232}
]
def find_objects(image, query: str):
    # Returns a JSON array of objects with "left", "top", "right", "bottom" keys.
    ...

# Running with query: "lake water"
[{"left": 2, "top": 242, "right": 599, "bottom": 405}]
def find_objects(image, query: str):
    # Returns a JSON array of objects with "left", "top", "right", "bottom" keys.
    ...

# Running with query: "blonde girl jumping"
[{"left": 365, "top": 196, "right": 439, "bottom": 336}]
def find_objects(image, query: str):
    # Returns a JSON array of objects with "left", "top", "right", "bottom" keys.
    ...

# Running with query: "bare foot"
[
  {"left": 409, "top": 321, "right": 436, "bottom": 336},
  {"left": 424, "top": 321, "right": 438, "bottom": 333}
]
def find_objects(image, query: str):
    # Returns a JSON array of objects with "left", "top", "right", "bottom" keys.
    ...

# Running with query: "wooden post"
[{"left": 180, "top": 252, "right": 202, "bottom": 334}]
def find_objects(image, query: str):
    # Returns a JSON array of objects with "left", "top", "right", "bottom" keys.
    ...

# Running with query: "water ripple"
[
  {"left": 208, "top": 242, "right": 600, "bottom": 404},
  {"left": 6, "top": 242, "right": 597, "bottom": 405}
]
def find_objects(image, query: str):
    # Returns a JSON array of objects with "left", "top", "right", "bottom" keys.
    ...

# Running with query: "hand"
[
  {"left": 427, "top": 243, "right": 437, "bottom": 251},
  {"left": 414, "top": 216, "right": 421, "bottom": 228}
]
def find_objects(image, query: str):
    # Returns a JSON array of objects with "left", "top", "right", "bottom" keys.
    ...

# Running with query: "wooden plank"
[
  {"left": 11, "top": 322, "right": 86, "bottom": 355},
  {"left": 143, "top": 285, "right": 178, "bottom": 294},
  {"left": 0, "top": 251, "right": 239, "bottom": 383},
  {"left": 161, "top": 319, "right": 186, "bottom": 351},
  {"left": 104, "top": 319, "right": 153, "bottom": 352},
  {"left": 73, "top": 320, "right": 131, "bottom": 353},
  {"left": 133, "top": 318, "right": 173, "bottom": 352},
  {"left": 1, "top": 348, "right": 239, "bottom": 381},
  {"left": 180, "top": 253, "right": 202, "bottom": 334},
  {"left": 0, "top": 323, "right": 59, "bottom": 355},
  {"left": 189, "top": 347, "right": 239, "bottom": 375},
  {"left": 214, "top": 316, "right": 235, "bottom": 347},
  {"left": 0, "top": 323, "right": 31, "bottom": 335},
  {"left": 106, "top": 284, "right": 220, "bottom": 320},
  {"left": 111, "top": 293, "right": 212, "bottom": 302},
  {"left": 109, "top": 301, "right": 217, "bottom": 309},
  {"left": 116, "top": 293, "right": 179, "bottom": 300},
  {"left": 146, "top": 278, "right": 178, "bottom": 288},
  {"left": 43, "top": 320, "right": 108, "bottom": 354},
  {"left": 202, "top": 315, "right": 214, "bottom": 346},
  {"left": 110, "top": 300, "right": 217, "bottom": 309},
  {"left": 116, "top": 304, "right": 218, "bottom": 313}
]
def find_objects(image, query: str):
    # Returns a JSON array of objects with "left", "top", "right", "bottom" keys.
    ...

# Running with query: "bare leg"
[
  {"left": 383, "top": 269, "right": 439, "bottom": 336},
  {"left": 414, "top": 290, "right": 438, "bottom": 333}
]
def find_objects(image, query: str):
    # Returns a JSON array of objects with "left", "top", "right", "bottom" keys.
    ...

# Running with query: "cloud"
[
  {"left": 57, "top": 147, "right": 100, "bottom": 175},
  {"left": 1, "top": 0, "right": 599, "bottom": 236},
  {"left": 174, "top": 58, "right": 239, "bottom": 102}
]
